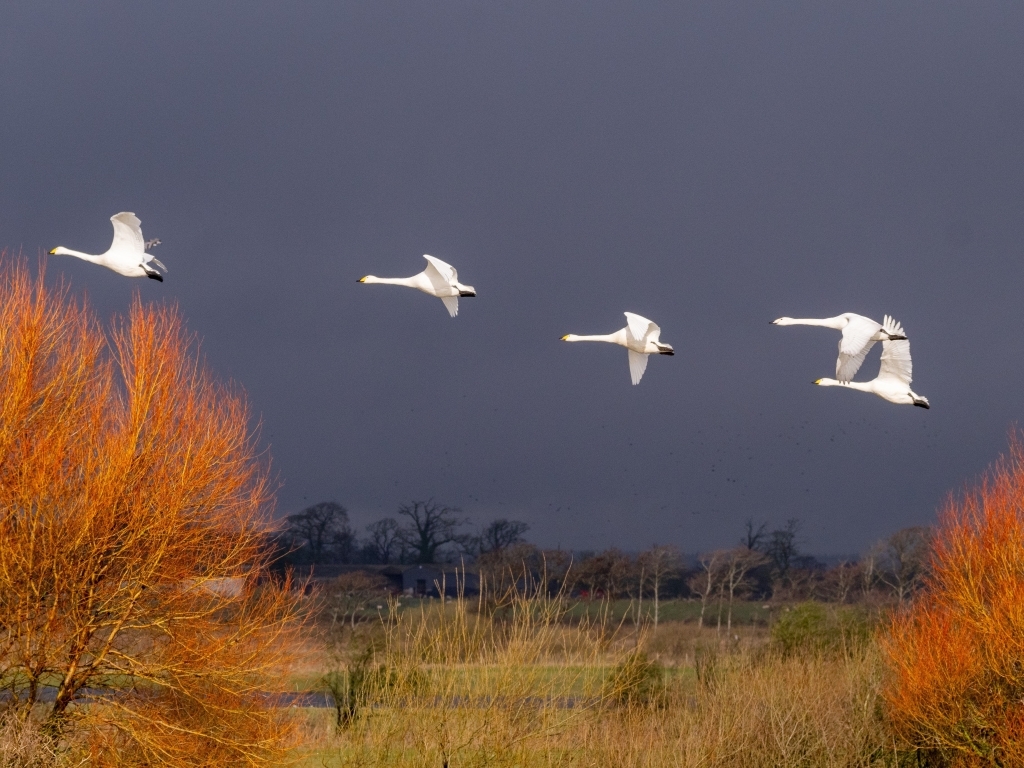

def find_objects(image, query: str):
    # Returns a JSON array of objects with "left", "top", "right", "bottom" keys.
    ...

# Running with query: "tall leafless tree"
[
  {"left": 637, "top": 545, "right": 682, "bottom": 629},
  {"left": 766, "top": 518, "right": 801, "bottom": 591},
  {"left": 688, "top": 551, "right": 723, "bottom": 630},
  {"left": 396, "top": 500, "right": 469, "bottom": 563},
  {"left": 721, "top": 547, "right": 768, "bottom": 633},
  {"left": 365, "top": 517, "right": 403, "bottom": 564},
  {"left": 742, "top": 518, "right": 767, "bottom": 551},
  {"left": 878, "top": 526, "right": 932, "bottom": 601},
  {"left": 478, "top": 518, "right": 530, "bottom": 553},
  {"left": 286, "top": 501, "right": 354, "bottom": 564}
]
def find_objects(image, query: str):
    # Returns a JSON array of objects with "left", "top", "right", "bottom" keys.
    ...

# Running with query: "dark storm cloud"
[{"left": 2, "top": 2, "right": 1023, "bottom": 553}]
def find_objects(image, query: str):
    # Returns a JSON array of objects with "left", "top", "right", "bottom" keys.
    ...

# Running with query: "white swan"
[
  {"left": 814, "top": 316, "right": 930, "bottom": 408},
  {"left": 49, "top": 212, "right": 167, "bottom": 281},
  {"left": 561, "top": 312, "right": 674, "bottom": 385},
  {"left": 358, "top": 255, "right": 475, "bottom": 317},
  {"left": 772, "top": 312, "right": 906, "bottom": 382}
]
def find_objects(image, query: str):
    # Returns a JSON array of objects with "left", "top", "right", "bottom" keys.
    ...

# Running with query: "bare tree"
[
  {"left": 742, "top": 518, "right": 767, "bottom": 551},
  {"left": 687, "top": 551, "right": 723, "bottom": 630},
  {"left": 878, "top": 526, "right": 932, "bottom": 601},
  {"left": 637, "top": 545, "right": 682, "bottom": 629},
  {"left": 859, "top": 550, "right": 880, "bottom": 599},
  {"left": 396, "top": 500, "right": 469, "bottom": 563},
  {"left": 822, "top": 560, "right": 858, "bottom": 603},
  {"left": 286, "top": 501, "right": 353, "bottom": 563},
  {"left": 479, "top": 518, "right": 530, "bottom": 554},
  {"left": 766, "top": 518, "right": 801, "bottom": 590},
  {"left": 365, "top": 517, "right": 403, "bottom": 564},
  {"left": 576, "top": 549, "right": 633, "bottom": 599},
  {"left": 721, "top": 547, "right": 768, "bottom": 633}
]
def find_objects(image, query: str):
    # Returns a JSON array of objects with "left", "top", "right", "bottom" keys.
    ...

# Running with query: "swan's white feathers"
[
  {"left": 836, "top": 315, "right": 882, "bottom": 382},
  {"left": 423, "top": 254, "right": 457, "bottom": 290},
  {"left": 440, "top": 296, "right": 459, "bottom": 317},
  {"left": 624, "top": 312, "right": 656, "bottom": 343},
  {"left": 882, "top": 314, "right": 904, "bottom": 338},
  {"left": 109, "top": 212, "right": 145, "bottom": 253},
  {"left": 627, "top": 349, "right": 649, "bottom": 385},
  {"left": 878, "top": 321, "right": 913, "bottom": 385}
]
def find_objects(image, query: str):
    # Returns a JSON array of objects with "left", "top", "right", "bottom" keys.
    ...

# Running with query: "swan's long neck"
[
  {"left": 562, "top": 333, "right": 621, "bottom": 344},
  {"left": 774, "top": 316, "right": 845, "bottom": 330},
  {"left": 51, "top": 247, "right": 103, "bottom": 265},
  {"left": 360, "top": 275, "right": 418, "bottom": 287},
  {"left": 815, "top": 378, "right": 873, "bottom": 393}
]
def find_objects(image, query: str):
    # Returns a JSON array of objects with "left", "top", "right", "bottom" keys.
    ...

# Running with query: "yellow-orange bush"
[
  {"left": 882, "top": 432, "right": 1024, "bottom": 766},
  {"left": 0, "top": 258, "right": 300, "bottom": 765}
]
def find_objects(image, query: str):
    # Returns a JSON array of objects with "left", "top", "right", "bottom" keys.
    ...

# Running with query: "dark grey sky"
[{"left": 3, "top": 2, "right": 1023, "bottom": 553}]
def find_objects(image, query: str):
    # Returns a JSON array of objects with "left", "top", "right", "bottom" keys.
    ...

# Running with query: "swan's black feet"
[{"left": 146, "top": 271, "right": 163, "bottom": 282}]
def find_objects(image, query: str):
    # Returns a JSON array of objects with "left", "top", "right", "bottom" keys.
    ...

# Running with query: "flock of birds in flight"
[{"left": 49, "top": 212, "right": 929, "bottom": 408}]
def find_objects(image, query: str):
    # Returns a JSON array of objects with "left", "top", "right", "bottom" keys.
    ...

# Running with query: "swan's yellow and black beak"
[
  {"left": 48, "top": 248, "right": 57, "bottom": 255},
  {"left": 813, "top": 379, "right": 822, "bottom": 385},
  {"left": 357, "top": 276, "right": 367, "bottom": 283},
  {"left": 560, "top": 335, "right": 570, "bottom": 341}
]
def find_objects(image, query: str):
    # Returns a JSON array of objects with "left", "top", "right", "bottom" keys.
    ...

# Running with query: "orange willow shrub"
[
  {"left": 882, "top": 432, "right": 1024, "bottom": 766},
  {"left": 0, "top": 259, "right": 301, "bottom": 765}
]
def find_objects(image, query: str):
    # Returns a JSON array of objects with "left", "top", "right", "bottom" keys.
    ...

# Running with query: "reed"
[{"left": 302, "top": 583, "right": 894, "bottom": 767}]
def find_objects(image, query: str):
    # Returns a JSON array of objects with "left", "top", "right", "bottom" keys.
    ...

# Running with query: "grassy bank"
[{"left": 292, "top": 592, "right": 899, "bottom": 767}]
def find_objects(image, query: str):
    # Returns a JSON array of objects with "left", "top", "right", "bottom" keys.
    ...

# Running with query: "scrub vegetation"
[
  {"left": 300, "top": 586, "right": 892, "bottom": 768},
  {"left": 0, "top": 259, "right": 301, "bottom": 766}
]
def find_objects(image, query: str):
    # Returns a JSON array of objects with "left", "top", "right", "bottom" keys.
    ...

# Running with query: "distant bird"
[
  {"left": 561, "top": 312, "right": 674, "bottom": 385},
  {"left": 358, "top": 255, "right": 475, "bottom": 317},
  {"left": 814, "top": 316, "right": 930, "bottom": 408},
  {"left": 50, "top": 212, "right": 167, "bottom": 281},
  {"left": 771, "top": 312, "right": 905, "bottom": 382}
]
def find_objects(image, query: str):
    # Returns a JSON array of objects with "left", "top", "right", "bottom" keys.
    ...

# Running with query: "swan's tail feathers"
[
  {"left": 148, "top": 257, "right": 167, "bottom": 273},
  {"left": 627, "top": 349, "right": 649, "bottom": 386},
  {"left": 882, "top": 314, "right": 907, "bottom": 340},
  {"left": 655, "top": 343, "right": 674, "bottom": 356},
  {"left": 441, "top": 296, "right": 459, "bottom": 317}
]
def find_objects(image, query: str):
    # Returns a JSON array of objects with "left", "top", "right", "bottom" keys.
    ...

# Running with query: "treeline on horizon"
[{"left": 274, "top": 499, "right": 930, "bottom": 605}]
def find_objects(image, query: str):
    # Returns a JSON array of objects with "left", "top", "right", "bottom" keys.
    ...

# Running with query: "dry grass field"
[{"left": 290, "top": 590, "right": 901, "bottom": 768}]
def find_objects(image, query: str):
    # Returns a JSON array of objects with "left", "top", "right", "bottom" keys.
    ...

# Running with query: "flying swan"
[
  {"left": 561, "top": 312, "right": 674, "bottom": 385},
  {"left": 813, "top": 316, "right": 930, "bottom": 408},
  {"left": 771, "top": 312, "right": 906, "bottom": 382},
  {"left": 358, "top": 255, "right": 475, "bottom": 317},
  {"left": 49, "top": 212, "right": 167, "bottom": 281}
]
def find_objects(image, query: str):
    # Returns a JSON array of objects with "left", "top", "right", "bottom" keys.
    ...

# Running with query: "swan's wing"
[
  {"left": 440, "top": 296, "right": 459, "bottom": 317},
  {"left": 624, "top": 312, "right": 656, "bottom": 344},
  {"left": 878, "top": 317, "right": 912, "bottom": 385},
  {"left": 836, "top": 316, "right": 882, "bottom": 382},
  {"left": 627, "top": 349, "right": 649, "bottom": 385},
  {"left": 109, "top": 212, "right": 145, "bottom": 254},
  {"left": 423, "top": 254, "right": 457, "bottom": 288},
  {"left": 878, "top": 339, "right": 912, "bottom": 385}
]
